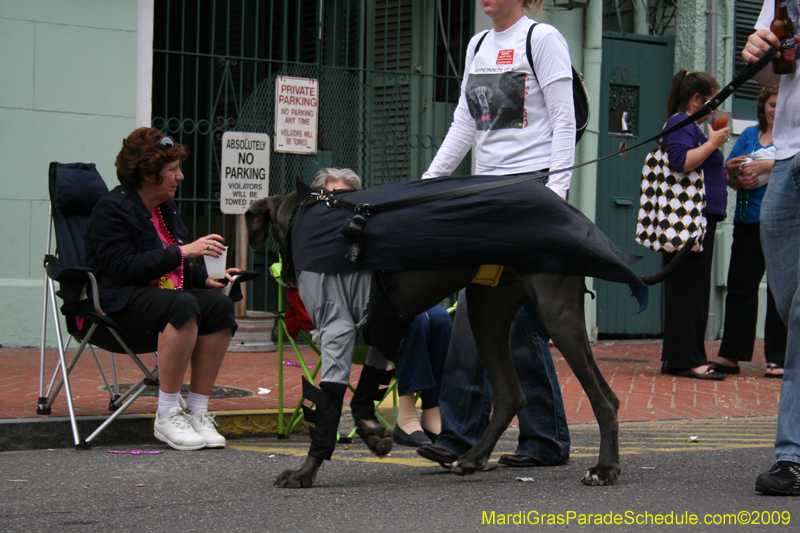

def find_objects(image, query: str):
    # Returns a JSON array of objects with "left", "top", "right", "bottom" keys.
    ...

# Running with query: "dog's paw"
[
  {"left": 581, "top": 464, "right": 620, "bottom": 486},
  {"left": 355, "top": 419, "right": 393, "bottom": 457},
  {"left": 451, "top": 455, "right": 488, "bottom": 476},
  {"left": 274, "top": 468, "right": 315, "bottom": 488}
]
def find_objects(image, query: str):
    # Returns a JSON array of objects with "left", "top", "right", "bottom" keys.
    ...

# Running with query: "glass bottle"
[{"left": 772, "top": 0, "right": 797, "bottom": 75}]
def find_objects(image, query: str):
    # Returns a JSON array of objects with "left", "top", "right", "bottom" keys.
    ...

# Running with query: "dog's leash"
[
  {"left": 318, "top": 47, "right": 777, "bottom": 217},
  {"left": 309, "top": 47, "right": 777, "bottom": 262}
]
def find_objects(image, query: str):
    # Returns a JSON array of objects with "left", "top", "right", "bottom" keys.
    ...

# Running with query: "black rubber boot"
[
  {"left": 302, "top": 378, "right": 347, "bottom": 461},
  {"left": 350, "top": 365, "right": 395, "bottom": 457},
  {"left": 350, "top": 365, "right": 395, "bottom": 424}
]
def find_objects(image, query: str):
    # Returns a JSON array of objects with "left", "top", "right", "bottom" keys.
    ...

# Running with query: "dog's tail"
[{"left": 637, "top": 236, "right": 697, "bottom": 286}]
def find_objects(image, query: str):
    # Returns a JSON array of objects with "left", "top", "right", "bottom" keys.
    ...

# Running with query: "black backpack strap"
[
  {"left": 525, "top": 23, "right": 538, "bottom": 80},
  {"left": 473, "top": 30, "right": 490, "bottom": 54}
]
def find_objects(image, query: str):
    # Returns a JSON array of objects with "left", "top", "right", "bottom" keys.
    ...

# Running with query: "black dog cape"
[{"left": 289, "top": 174, "right": 648, "bottom": 311}]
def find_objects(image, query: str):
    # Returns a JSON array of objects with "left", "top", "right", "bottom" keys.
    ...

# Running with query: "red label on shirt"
[{"left": 496, "top": 49, "right": 514, "bottom": 65}]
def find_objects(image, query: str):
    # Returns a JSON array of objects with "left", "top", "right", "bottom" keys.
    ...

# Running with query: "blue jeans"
[
  {"left": 760, "top": 153, "right": 800, "bottom": 464},
  {"left": 435, "top": 289, "right": 570, "bottom": 464},
  {"left": 395, "top": 305, "right": 451, "bottom": 408}
]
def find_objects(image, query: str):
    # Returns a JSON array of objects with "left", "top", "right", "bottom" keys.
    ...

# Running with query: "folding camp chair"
[
  {"left": 38, "top": 162, "right": 258, "bottom": 449},
  {"left": 270, "top": 262, "right": 398, "bottom": 440}
]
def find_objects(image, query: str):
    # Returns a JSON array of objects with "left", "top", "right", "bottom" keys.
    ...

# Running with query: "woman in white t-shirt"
[{"left": 417, "top": 0, "right": 573, "bottom": 469}]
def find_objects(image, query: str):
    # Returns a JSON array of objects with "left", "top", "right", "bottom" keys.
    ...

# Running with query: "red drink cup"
[{"left": 712, "top": 110, "right": 731, "bottom": 131}]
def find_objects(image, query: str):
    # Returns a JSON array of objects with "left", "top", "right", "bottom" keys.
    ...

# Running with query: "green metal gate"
[
  {"left": 151, "top": 0, "right": 474, "bottom": 312},
  {"left": 594, "top": 32, "right": 674, "bottom": 337}
]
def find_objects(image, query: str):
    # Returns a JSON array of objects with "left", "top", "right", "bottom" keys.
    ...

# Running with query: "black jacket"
[{"left": 84, "top": 185, "right": 208, "bottom": 314}]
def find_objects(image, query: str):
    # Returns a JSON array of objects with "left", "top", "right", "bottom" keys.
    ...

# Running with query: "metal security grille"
[{"left": 151, "top": 0, "right": 473, "bottom": 312}]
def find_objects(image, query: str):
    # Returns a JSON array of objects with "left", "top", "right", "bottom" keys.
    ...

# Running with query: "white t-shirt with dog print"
[
  {"left": 757, "top": 0, "right": 800, "bottom": 160},
  {"left": 423, "top": 16, "right": 575, "bottom": 199}
]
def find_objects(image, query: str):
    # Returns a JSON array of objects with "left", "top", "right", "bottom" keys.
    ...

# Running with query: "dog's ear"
[
  {"left": 246, "top": 196, "right": 269, "bottom": 216},
  {"left": 245, "top": 197, "right": 274, "bottom": 250},
  {"left": 296, "top": 176, "right": 311, "bottom": 198}
]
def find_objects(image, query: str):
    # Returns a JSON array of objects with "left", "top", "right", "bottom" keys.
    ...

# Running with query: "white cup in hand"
[{"left": 204, "top": 246, "right": 229, "bottom": 279}]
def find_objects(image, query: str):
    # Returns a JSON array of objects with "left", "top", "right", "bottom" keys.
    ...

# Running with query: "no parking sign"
[{"left": 220, "top": 132, "right": 270, "bottom": 215}]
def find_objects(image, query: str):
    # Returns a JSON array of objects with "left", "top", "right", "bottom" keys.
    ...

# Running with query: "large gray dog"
[{"left": 246, "top": 185, "right": 691, "bottom": 489}]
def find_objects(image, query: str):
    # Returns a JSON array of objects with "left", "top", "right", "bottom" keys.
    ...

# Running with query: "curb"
[
  {"left": 0, "top": 410, "right": 306, "bottom": 452},
  {"left": 0, "top": 407, "right": 399, "bottom": 452}
]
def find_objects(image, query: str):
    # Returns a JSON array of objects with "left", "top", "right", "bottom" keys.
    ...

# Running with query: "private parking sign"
[{"left": 274, "top": 76, "right": 318, "bottom": 154}]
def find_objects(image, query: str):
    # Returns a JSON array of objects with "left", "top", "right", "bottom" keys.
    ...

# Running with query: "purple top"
[{"left": 662, "top": 113, "right": 727, "bottom": 217}]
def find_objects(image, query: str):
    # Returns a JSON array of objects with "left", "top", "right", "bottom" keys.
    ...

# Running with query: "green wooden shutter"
[{"left": 733, "top": 0, "right": 766, "bottom": 120}]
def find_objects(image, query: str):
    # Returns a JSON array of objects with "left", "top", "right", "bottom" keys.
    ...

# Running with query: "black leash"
[{"left": 315, "top": 46, "right": 777, "bottom": 219}]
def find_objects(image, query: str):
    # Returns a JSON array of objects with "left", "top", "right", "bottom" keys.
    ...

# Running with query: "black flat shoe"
[
  {"left": 392, "top": 426, "right": 432, "bottom": 447},
  {"left": 417, "top": 444, "right": 458, "bottom": 465},
  {"left": 423, "top": 428, "right": 439, "bottom": 442},
  {"left": 677, "top": 367, "right": 726, "bottom": 381},
  {"left": 498, "top": 454, "right": 547, "bottom": 467},
  {"left": 660, "top": 362, "right": 680, "bottom": 376},
  {"left": 707, "top": 361, "right": 740, "bottom": 375}
]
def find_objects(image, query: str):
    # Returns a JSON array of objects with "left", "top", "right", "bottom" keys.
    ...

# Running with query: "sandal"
[
  {"left": 765, "top": 363, "right": 784, "bottom": 379},
  {"left": 677, "top": 366, "right": 726, "bottom": 381},
  {"left": 707, "top": 360, "right": 741, "bottom": 375}
]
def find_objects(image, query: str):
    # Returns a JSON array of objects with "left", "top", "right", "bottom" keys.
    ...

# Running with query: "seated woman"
[
  {"left": 392, "top": 305, "right": 451, "bottom": 447},
  {"left": 85, "top": 127, "right": 241, "bottom": 451}
]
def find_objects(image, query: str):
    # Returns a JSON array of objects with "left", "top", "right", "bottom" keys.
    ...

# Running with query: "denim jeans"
[
  {"left": 435, "top": 289, "right": 570, "bottom": 464},
  {"left": 395, "top": 305, "right": 451, "bottom": 408},
  {"left": 760, "top": 153, "right": 800, "bottom": 464}
]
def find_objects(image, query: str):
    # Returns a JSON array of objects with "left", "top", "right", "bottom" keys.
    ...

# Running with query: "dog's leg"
[
  {"left": 274, "top": 455, "right": 324, "bottom": 488},
  {"left": 274, "top": 381, "right": 347, "bottom": 488},
  {"left": 524, "top": 273, "right": 621, "bottom": 486},
  {"left": 450, "top": 283, "right": 527, "bottom": 475}
]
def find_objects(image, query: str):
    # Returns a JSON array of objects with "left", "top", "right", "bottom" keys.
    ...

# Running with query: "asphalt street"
[{"left": 2, "top": 417, "right": 799, "bottom": 532}]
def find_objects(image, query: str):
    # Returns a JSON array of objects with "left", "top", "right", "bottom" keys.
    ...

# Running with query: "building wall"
[{"left": 0, "top": 0, "right": 138, "bottom": 347}]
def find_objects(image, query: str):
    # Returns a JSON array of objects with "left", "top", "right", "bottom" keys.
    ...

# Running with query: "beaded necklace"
[
  {"left": 754, "top": 133, "right": 774, "bottom": 153},
  {"left": 154, "top": 206, "right": 184, "bottom": 290}
]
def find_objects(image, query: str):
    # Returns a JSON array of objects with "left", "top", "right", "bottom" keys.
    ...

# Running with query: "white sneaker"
[
  {"left": 188, "top": 409, "right": 226, "bottom": 448},
  {"left": 154, "top": 406, "right": 206, "bottom": 450}
]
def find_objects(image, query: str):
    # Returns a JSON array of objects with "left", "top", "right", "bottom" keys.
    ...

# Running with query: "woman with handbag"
[
  {"left": 659, "top": 71, "right": 730, "bottom": 380},
  {"left": 709, "top": 86, "right": 787, "bottom": 378}
]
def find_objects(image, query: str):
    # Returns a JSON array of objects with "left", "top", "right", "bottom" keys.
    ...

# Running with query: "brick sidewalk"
[{"left": 0, "top": 340, "right": 782, "bottom": 425}]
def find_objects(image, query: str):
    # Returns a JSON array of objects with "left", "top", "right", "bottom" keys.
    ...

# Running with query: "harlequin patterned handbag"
[{"left": 635, "top": 143, "right": 706, "bottom": 253}]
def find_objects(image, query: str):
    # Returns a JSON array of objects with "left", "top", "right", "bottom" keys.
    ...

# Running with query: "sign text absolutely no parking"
[{"left": 220, "top": 132, "right": 270, "bottom": 215}]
